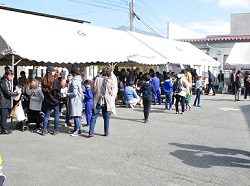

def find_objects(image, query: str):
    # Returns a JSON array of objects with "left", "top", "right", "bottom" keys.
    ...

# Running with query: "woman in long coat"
[{"left": 67, "top": 66, "right": 83, "bottom": 137}]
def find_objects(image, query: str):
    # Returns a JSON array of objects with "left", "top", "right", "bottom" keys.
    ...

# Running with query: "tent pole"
[
  {"left": 11, "top": 54, "right": 15, "bottom": 125},
  {"left": 11, "top": 54, "right": 14, "bottom": 95},
  {"left": 109, "top": 62, "right": 117, "bottom": 71}
]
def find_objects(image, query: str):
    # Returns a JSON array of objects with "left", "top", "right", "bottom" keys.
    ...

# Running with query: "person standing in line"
[
  {"left": 206, "top": 70, "right": 216, "bottom": 96},
  {"left": 193, "top": 76, "right": 203, "bottom": 107},
  {"left": 217, "top": 70, "right": 224, "bottom": 94},
  {"left": 191, "top": 69, "right": 198, "bottom": 83},
  {"left": 184, "top": 69, "right": 193, "bottom": 109},
  {"left": 151, "top": 73, "right": 161, "bottom": 105},
  {"left": 163, "top": 74, "right": 173, "bottom": 110},
  {"left": 217, "top": 70, "right": 224, "bottom": 86},
  {"left": 67, "top": 66, "right": 84, "bottom": 137},
  {"left": 138, "top": 75, "right": 155, "bottom": 123},
  {"left": 41, "top": 66, "right": 64, "bottom": 136},
  {"left": 185, "top": 90, "right": 191, "bottom": 111},
  {"left": 230, "top": 69, "right": 236, "bottom": 95},
  {"left": 244, "top": 74, "right": 250, "bottom": 100},
  {"left": 0, "top": 70, "right": 21, "bottom": 134},
  {"left": 174, "top": 70, "right": 190, "bottom": 114},
  {"left": 82, "top": 79, "right": 93, "bottom": 127},
  {"left": 110, "top": 72, "right": 118, "bottom": 115},
  {"left": 17, "top": 71, "right": 28, "bottom": 87},
  {"left": 235, "top": 71, "right": 243, "bottom": 101},
  {"left": 26, "top": 79, "right": 44, "bottom": 132},
  {"left": 64, "top": 74, "right": 73, "bottom": 127},
  {"left": 88, "top": 68, "right": 114, "bottom": 137}
]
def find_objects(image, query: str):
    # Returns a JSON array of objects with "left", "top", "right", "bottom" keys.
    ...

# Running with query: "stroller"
[{"left": 16, "top": 95, "right": 44, "bottom": 132}]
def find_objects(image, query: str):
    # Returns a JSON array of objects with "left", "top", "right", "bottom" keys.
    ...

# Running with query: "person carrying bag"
[{"left": 0, "top": 70, "right": 22, "bottom": 135}]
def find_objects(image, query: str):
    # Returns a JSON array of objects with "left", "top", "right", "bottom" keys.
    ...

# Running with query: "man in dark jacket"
[
  {"left": 235, "top": 71, "right": 242, "bottom": 101},
  {"left": 230, "top": 69, "right": 236, "bottom": 94},
  {"left": 217, "top": 70, "right": 224, "bottom": 84},
  {"left": 138, "top": 75, "right": 155, "bottom": 123},
  {"left": 0, "top": 70, "right": 21, "bottom": 134},
  {"left": 206, "top": 70, "right": 216, "bottom": 95}
]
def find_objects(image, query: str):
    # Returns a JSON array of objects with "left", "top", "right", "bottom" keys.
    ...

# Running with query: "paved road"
[{"left": 0, "top": 94, "right": 250, "bottom": 186}]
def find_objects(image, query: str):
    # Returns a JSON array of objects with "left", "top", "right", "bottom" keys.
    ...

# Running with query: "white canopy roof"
[
  {"left": 225, "top": 42, "right": 250, "bottom": 68},
  {"left": 0, "top": 7, "right": 167, "bottom": 66},
  {"left": 127, "top": 31, "right": 220, "bottom": 67},
  {"left": 0, "top": 6, "right": 219, "bottom": 68}
]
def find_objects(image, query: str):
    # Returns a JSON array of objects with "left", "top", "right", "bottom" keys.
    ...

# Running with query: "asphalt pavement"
[{"left": 0, "top": 93, "right": 250, "bottom": 186}]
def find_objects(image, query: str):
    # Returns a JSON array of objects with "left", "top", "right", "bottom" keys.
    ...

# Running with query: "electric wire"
[
  {"left": 135, "top": 13, "right": 163, "bottom": 38},
  {"left": 135, "top": 7, "right": 166, "bottom": 36},
  {"left": 67, "top": 0, "right": 128, "bottom": 13},
  {"left": 140, "top": 0, "right": 167, "bottom": 24}
]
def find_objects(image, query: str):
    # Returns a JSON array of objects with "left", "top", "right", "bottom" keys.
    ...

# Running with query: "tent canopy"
[
  {"left": 0, "top": 6, "right": 219, "bottom": 68},
  {"left": 127, "top": 31, "right": 220, "bottom": 67},
  {"left": 225, "top": 42, "right": 250, "bottom": 68},
  {"left": 0, "top": 7, "right": 167, "bottom": 67}
]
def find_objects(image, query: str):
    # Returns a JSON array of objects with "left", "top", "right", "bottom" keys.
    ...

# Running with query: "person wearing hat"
[
  {"left": 41, "top": 66, "right": 64, "bottom": 136},
  {"left": 124, "top": 81, "right": 140, "bottom": 108},
  {"left": 0, "top": 70, "right": 22, "bottom": 134},
  {"left": 66, "top": 65, "right": 84, "bottom": 137}
]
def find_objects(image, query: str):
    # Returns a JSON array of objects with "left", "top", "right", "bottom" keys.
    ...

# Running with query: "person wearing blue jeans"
[
  {"left": 88, "top": 68, "right": 114, "bottom": 137},
  {"left": 41, "top": 66, "right": 63, "bottom": 136},
  {"left": 67, "top": 65, "right": 84, "bottom": 137},
  {"left": 89, "top": 103, "right": 110, "bottom": 135},
  {"left": 193, "top": 76, "right": 203, "bottom": 107},
  {"left": 43, "top": 104, "right": 60, "bottom": 133}
]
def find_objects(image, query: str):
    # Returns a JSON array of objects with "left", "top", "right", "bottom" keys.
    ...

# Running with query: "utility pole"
[{"left": 129, "top": 0, "right": 135, "bottom": 32}]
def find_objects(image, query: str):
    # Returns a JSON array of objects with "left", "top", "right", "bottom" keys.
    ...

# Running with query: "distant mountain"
[{"left": 113, "top": 25, "right": 163, "bottom": 37}]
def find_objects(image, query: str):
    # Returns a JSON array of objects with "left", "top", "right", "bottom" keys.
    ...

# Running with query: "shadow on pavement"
[
  {"left": 169, "top": 143, "right": 250, "bottom": 169},
  {"left": 201, "top": 98, "right": 235, "bottom": 102},
  {"left": 112, "top": 116, "right": 145, "bottom": 123},
  {"left": 239, "top": 105, "right": 250, "bottom": 133}
]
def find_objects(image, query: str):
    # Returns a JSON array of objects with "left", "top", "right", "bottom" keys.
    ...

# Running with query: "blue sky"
[{"left": 1, "top": 0, "right": 250, "bottom": 36}]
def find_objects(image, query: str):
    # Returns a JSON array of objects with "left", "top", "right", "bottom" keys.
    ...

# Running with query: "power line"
[
  {"left": 67, "top": 0, "right": 128, "bottom": 13},
  {"left": 134, "top": 13, "right": 163, "bottom": 38},
  {"left": 86, "top": 0, "right": 128, "bottom": 10},
  {"left": 135, "top": 7, "right": 166, "bottom": 36},
  {"left": 140, "top": 0, "right": 167, "bottom": 24}
]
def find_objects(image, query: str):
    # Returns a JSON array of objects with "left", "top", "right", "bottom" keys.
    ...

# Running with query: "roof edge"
[{"left": 0, "top": 5, "right": 91, "bottom": 24}]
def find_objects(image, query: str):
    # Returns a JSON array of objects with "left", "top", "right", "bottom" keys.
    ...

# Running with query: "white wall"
[{"left": 84, "top": 65, "right": 98, "bottom": 80}]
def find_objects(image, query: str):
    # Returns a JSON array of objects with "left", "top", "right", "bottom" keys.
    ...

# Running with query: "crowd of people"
[{"left": 0, "top": 65, "right": 249, "bottom": 136}]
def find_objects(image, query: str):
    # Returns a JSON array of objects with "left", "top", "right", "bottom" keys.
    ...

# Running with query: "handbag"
[{"left": 10, "top": 100, "right": 26, "bottom": 121}]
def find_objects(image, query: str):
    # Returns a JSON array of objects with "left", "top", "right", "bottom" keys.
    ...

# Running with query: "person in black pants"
[
  {"left": 138, "top": 75, "right": 155, "bottom": 123},
  {"left": 244, "top": 74, "right": 250, "bottom": 100},
  {"left": 173, "top": 71, "right": 190, "bottom": 114},
  {"left": 0, "top": 70, "right": 22, "bottom": 134}
]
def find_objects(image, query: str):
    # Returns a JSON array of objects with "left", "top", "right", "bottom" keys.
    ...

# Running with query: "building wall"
[
  {"left": 231, "top": 14, "right": 250, "bottom": 35},
  {"left": 191, "top": 42, "right": 234, "bottom": 70}
]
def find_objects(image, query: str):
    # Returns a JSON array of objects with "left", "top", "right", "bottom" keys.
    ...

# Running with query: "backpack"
[{"left": 173, "top": 77, "right": 182, "bottom": 93}]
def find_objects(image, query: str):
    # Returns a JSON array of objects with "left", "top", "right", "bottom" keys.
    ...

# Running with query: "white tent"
[
  {"left": 0, "top": 7, "right": 167, "bottom": 67},
  {"left": 225, "top": 42, "right": 250, "bottom": 68},
  {"left": 0, "top": 6, "right": 219, "bottom": 69},
  {"left": 127, "top": 31, "right": 220, "bottom": 67}
]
